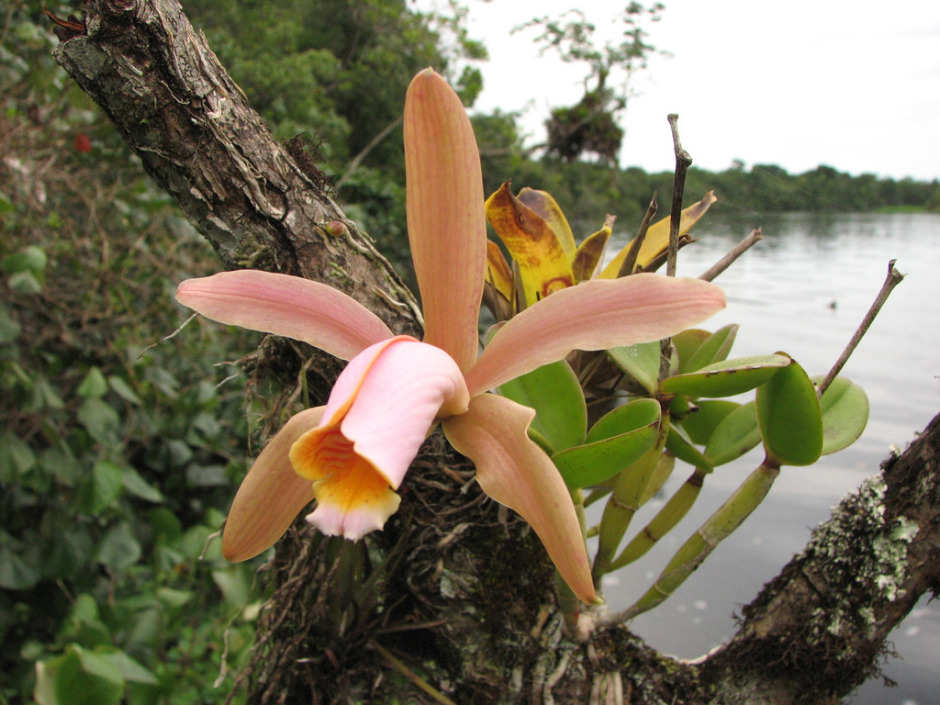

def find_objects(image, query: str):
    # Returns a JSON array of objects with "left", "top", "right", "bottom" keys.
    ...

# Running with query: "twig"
[
  {"left": 817, "top": 259, "right": 904, "bottom": 397},
  {"left": 618, "top": 192, "right": 657, "bottom": 277},
  {"left": 698, "top": 228, "right": 763, "bottom": 282},
  {"left": 138, "top": 312, "right": 197, "bottom": 358},
  {"left": 335, "top": 115, "right": 403, "bottom": 189},
  {"left": 369, "top": 640, "right": 458, "bottom": 705},
  {"left": 666, "top": 114, "right": 692, "bottom": 278}
]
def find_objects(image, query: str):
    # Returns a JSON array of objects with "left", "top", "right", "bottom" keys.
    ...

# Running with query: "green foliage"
[{"left": 0, "top": 7, "right": 266, "bottom": 702}]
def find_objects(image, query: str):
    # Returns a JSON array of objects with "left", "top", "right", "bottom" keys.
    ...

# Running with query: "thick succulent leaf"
[
  {"left": 639, "top": 453, "right": 676, "bottom": 506},
  {"left": 660, "top": 354, "right": 791, "bottom": 398},
  {"left": 756, "top": 358, "right": 823, "bottom": 466},
  {"left": 553, "top": 425, "right": 660, "bottom": 490},
  {"left": 678, "top": 400, "right": 740, "bottom": 445},
  {"left": 517, "top": 187, "right": 577, "bottom": 259},
  {"left": 685, "top": 324, "right": 739, "bottom": 372},
  {"left": 555, "top": 398, "right": 660, "bottom": 490},
  {"left": 607, "top": 341, "right": 662, "bottom": 397},
  {"left": 571, "top": 216, "right": 614, "bottom": 282},
  {"left": 442, "top": 394, "right": 595, "bottom": 603},
  {"left": 600, "top": 192, "right": 717, "bottom": 278},
  {"left": 498, "top": 360, "right": 586, "bottom": 453},
  {"left": 485, "top": 182, "right": 576, "bottom": 306},
  {"left": 704, "top": 401, "right": 762, "bottom": 466},
  {"left": 814, "top": 376, "right": 870, "bottom": 455},
  {"left": 404, "top": 69, "right": 486, "bottom": 371},
  {"left": 673, "top": 329, "right": 711, "bottom": 374},
  {"left": 666, "top": 423, "right": 713, "bottom": 471},
  {"left": 587, "top": 398, "right": 661, "bottom": 444}
]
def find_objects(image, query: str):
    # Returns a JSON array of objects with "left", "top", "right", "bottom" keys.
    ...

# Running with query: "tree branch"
[
  {"left": 53, "top": 0, "right": 420, "bottom": 337},
  {"left": 50, "top": 4, "right": 940, "bottom": 703}
]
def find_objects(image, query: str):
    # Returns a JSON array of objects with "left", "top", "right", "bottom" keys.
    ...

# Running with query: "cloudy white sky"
[{"left": 423, "top": 0, "right": 940, "bottom": 181}]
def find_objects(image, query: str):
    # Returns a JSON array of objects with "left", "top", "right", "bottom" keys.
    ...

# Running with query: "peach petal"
[
  {"left": 222, "top": 407, "right": 325, "bottom": 562},
  {"left": 465, "top": 275, "right": 726, "bottom": 395},
  {"left": 176, "top": 270, "right": 393, "bottom": 361},
  {"left": 404, "top": 69, "right": 485, "bottom": 371},
  {"left": 443, "top": 394, "right": 595, "bottom": 603}
]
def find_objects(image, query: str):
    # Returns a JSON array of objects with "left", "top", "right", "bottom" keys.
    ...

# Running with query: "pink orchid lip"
[{"left": 299, "top": 337, "right": 470, "bottom": 491}]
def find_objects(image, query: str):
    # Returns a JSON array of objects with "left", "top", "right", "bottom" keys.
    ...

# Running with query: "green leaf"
[
  {"left": 0, "top": 303, "right": 21, "bottom": 343},
  {"left": 815, "top": 376, "right": 869, "bottom": 455},
  {"left": 704, "top": 401, "right": 762, "bottom": 466},
  {"left": 95, "top": 522, "right": 142, "bottom": 573},
  {"left": 607, "top": 341, "right": 661, "bottom": 396},
  {"left": 77, "top": 367, "right": 109, "bottom": 398},
  {"left": 53, "top": 645, "right": 125, "bottom": 705},
  {"left": 498, "top": 361, "right": 586, "bottom": 452},
  {"left": 98, "top": 649, "right": 159, "bottom": 685},
  {"left": 2, "top": 245, "right": 48, "bottom": 274},
  {"left": 7, "top": 270, "right": 42, "bottom": 294},
  {"left": 757, "top": 358, "right": 823, "bottom": 466},
  {"left": 553, "top": 427, "right": 660, "bottom": 490},
  {"left": 661, "top": 354, "right": 790, "bottom": 398},
  {"left": 685, "top": 324, "right": 739, "bottom": 372},
  {"left": 121, "top": 466, "right": 164, "bottom": 503},
  {"left": 0, "top": 429, "right": 37, "bottom": 482},
  {"left": 666, "top": 423, "right": 713, "bottom": 471},
  {"left": 672, "top": 328, "right": 710, "bottom": 373},
  {"left": 554, "top": 399, "right": 662, "bottom": 489},
  {"left": 77, "top": 398, "right": 121, "bottom": 445},
  {"left": 213, "top": 567, "right": 251, "bottom": 607},
  {"left": 678, "top": 400, "right": 740, "bottom": 445},
  {"left": 587, "top": 398, "right": 661, "bottom": 443},
  {"left": 0, "top": 544, "right": 42, "bottom": 589},
  {"left": 80, "top": 461, "right": 124, "bottom": 514},
  {"left": 108, "top": 375, "right": 142, "bottom": 405}
]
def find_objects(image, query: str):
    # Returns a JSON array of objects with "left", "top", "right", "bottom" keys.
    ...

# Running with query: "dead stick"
[
  {"left": 817, "top": 259, "right": 904, "bottom": 397},
  {"left": 619, "top": 193, "right": 658, "bottom": 277},
  {"left": 699, "top": 228, "right": 764, "bottom": 282},
  {"left": 666, "top": 114, "right": 692, "bottom": 278}
]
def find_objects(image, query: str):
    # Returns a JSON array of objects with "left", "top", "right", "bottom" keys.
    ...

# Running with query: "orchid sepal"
[
  {"left": 443, "top": 394, "right": 597, "bottom": 604},
  {"left": 176, "top": 270, "right": 393, "bottom": 362},
  {"left": 466, "top": 275, "right": 726, "bottom": 395}
]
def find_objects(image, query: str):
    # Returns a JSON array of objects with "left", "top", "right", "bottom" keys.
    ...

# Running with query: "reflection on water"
[{"left": 598, "top": 212, "right": 940, "bottom": 704}]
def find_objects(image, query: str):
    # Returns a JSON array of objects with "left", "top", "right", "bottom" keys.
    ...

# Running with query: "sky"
[{"left": 419, "top": 0, "right": 940, "bottom": 181}]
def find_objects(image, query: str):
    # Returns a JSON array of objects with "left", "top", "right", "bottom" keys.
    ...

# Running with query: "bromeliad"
[{"left": 176, "top": 69, "right": 725, "bottom": 604}]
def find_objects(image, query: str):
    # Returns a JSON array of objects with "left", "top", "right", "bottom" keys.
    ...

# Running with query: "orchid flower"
[
  {"left": 485, "top": 183, "right": 717, "bottom": 311},
  {"left": 175, "top": 69, "right": 725, "bottom": 604}
]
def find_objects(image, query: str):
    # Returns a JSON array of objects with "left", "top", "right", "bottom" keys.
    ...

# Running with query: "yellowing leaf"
[
  {"left": 517, "top": 187, "right": 577, "bottom": 259},
  {"left": 601, "top": 191, "right": 717, "bottom": 278},
  {"left": 572, "top": 214, "right": 614, "bottom": 282},
  {"left": 485, "top": 182, "right": 575, "bottom": 306},
  {"left": 485, "top": 240, "right": 513, "bottom": 301}
]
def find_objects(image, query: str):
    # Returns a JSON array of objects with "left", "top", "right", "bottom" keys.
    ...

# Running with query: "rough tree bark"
[{"left": 51, "top": 2, "right": 940, "bottom": 703}]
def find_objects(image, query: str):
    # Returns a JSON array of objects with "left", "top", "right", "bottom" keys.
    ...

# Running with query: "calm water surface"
[{"left": 597, "top": 212, "right": 940, "bottom": 704}]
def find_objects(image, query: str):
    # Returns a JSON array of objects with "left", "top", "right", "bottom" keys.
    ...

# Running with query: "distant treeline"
[{"left": 476, "top": 124, "right": 939, "bottom": 231}]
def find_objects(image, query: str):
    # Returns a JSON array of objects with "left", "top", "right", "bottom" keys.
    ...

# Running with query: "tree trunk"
[{"left": 52, "top": 2, "right": 940, "bottom": 703}]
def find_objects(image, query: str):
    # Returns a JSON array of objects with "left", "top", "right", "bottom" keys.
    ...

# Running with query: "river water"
[{"left": 596, "top": 211, "right": 940, "bottom": 704}]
